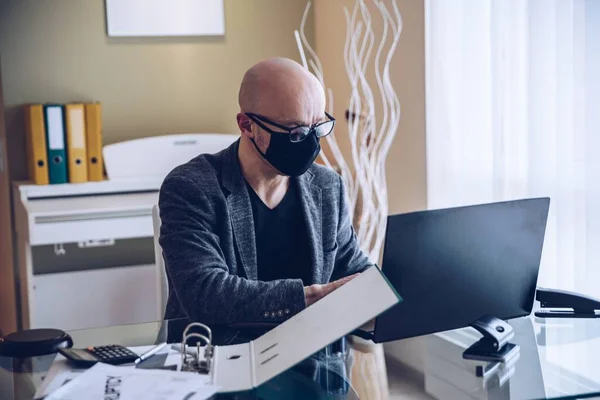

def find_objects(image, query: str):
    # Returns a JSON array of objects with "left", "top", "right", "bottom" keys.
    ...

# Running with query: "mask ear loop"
[{"left": 247, "top": 121, "right": 272, "bottom": 160}]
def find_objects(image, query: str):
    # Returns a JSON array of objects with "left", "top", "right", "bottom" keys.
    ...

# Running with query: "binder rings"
[
  {"left": 43, "top": 105, "right": 68, "bottom": 184},
  {"left": 177, "top": 266, "right": 401, "bottom": 393},
  {"left": 84, "top": 103, "right": 104, "bottom": 181},
  {"left": 24, "top": 104, "right": 49, "bottom": 185},
  {"left": 65, "top": 104, "right": 88, "bottom": 183}
]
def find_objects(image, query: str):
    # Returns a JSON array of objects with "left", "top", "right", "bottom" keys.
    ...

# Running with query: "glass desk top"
[
  {"left": 423, "top": 315, "right": 600, "bottom": 400},
  {"left": 0, "top": 319, "right": 355, "bottom": 400},
  {"left": 2, "top": 315, "right": 600, "bottom": 399}
]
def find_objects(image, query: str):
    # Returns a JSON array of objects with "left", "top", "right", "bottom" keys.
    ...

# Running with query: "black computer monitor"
[{"left": 374, "top": 197, "right": 550, "bottom": 343}]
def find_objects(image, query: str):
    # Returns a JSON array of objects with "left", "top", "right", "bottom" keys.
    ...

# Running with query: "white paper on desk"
[
  {"left": 33, "top": 359, "right": 86, "bottom": 399},
  {"left": 35, "top": 346, "right": 180, "bottom": 399},
  {"left": 45, "top": 363, "right": 217, "bottom": 400},
  {"left": 34, "top": 359, "right": 86, "bottom": 399},
  {"left": 206, "top": 266, "right": 401, "bottom": 392}
]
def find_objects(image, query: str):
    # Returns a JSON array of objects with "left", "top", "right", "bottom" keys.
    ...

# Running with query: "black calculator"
[{"left": 58, "top": 344, "right": 138, "bottom": 367}]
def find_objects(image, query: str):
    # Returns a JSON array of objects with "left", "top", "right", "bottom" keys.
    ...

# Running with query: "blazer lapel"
[
  {"left": 297, "top": 170, "right": 323, "bottom": 284},
  {"left": 223, "top": 141, "right": 258, "bottom": 280}
]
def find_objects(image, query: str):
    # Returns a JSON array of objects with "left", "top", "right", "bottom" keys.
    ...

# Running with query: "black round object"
[{"left": 0, "top": 329, "right": 73, "bottom": 358}]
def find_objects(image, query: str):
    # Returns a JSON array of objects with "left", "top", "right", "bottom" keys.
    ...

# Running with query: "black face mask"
[{"left": 250, "top": 130, "right": 321, "bottom": 177}]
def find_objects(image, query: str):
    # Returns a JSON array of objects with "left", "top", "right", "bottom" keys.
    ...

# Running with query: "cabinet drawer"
[
  {"left": 32, "top": 237, "right": 154, "bottom": 275},
  {"left": 31, "top": 264, "right": 158, "bottom": 331}
]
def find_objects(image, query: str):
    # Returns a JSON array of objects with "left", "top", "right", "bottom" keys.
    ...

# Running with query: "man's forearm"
[{"left": 171, "top": 269, "right": 306, "bottom": 325}]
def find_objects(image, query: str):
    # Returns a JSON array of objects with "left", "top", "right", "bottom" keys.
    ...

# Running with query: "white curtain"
[{"left": 425, "top": 0, "right": 600, "bottom": 297}]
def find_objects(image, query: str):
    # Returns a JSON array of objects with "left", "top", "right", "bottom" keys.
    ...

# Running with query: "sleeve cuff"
[{"left": 258, "top": 279, "right": 306, "bottom": 322}]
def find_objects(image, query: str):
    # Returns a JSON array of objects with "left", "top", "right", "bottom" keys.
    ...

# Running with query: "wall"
[
  {"left": 313, "top": 0, "right": 427, "bottom": 372},
  {"left": 0, "top": 0, "right": 427, "bottom": 369},
  {"left": 0, "top": 0, "right": 313, "bottom": 335},
  {"left": 0, "top": 0, "right": 314, "bottom": 182}
]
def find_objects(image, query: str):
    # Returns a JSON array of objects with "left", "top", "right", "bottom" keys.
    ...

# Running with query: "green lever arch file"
[{"left": 43, "top": 104, "right": 68, "bottom": 184}]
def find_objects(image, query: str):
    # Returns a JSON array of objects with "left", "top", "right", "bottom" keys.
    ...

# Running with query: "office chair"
[
  {"left": 152, "top": 204, "right": 169, "bottom": 343},
  {"left": 150, "top": 134, "right": 239, "bottom": 344}
]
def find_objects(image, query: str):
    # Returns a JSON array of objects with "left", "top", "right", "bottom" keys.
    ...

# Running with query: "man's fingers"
[
  {"left": 334, "top": 273, "right": 360, "bottom": 286},
  {"left": 305, "top": 273, "right": 362, "bottom": 306},
  {"left": 342, "top": 273, "right": 360, "bottom": 282},
  {"left": 327, "top": 273, "right": 360, "bottom": 292}
]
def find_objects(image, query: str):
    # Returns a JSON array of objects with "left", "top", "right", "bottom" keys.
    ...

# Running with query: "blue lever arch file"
[{"left": 43, "top": 104, "right": 68, "bottom": 184}]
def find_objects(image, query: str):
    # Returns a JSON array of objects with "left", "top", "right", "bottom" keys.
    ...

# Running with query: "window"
[{"left": 426, "top": 0, "right": 600, "bottom": 297}]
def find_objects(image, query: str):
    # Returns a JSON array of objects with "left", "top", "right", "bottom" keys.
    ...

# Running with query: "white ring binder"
[{"left": 168, "top": 267, "right": 401, "bottom": 393}]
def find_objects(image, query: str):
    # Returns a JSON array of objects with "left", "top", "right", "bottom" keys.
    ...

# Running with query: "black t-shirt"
[{"left": 246, "top": 180, "right": 312, "bottom": 285}]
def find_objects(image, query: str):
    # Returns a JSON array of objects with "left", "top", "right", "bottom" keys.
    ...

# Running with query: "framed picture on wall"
[{"left": 105, "top": 0, "right": 225, "bottom": 37}]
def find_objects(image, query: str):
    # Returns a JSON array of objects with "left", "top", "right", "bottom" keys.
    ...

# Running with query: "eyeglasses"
[{"left": 245, "top": 112, "right": 335, "bottom": 143}]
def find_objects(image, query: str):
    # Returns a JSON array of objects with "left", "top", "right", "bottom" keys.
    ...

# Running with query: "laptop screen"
[{"left": 374, "top": 197, "right": 550, "bottom": 343}]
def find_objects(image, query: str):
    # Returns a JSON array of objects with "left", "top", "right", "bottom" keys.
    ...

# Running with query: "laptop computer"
[{"left": 372, "top": 197, "right": 550, "bottom": 343}]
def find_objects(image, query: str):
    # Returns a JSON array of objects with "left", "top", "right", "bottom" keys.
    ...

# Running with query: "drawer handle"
[
  {"left": 78, "top": 239, "right": 116, "bottom": 248},
  {"left": 54, "top": 243, "right": 66, "bottom": 256},
  {"left": 35, "top": 210, "right": 151, "bottom": 224}
]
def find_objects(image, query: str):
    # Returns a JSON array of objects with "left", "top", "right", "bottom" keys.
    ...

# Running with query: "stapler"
[{"left": 535, "top": 287, "right": 600, "bottom": 318}]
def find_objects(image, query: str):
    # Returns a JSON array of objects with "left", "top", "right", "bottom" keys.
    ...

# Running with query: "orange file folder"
[
  {"left": 84, "top": 103, "right": 104, "bottom": 181},
  {"left": 24, "top": 104, "right": 49, "bottom": 185},
  {"left": 65, "top": 104, "right": 88, "bottom": 183}
]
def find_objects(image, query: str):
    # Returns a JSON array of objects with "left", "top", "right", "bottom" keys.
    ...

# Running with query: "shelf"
[{"left": 13, "top": 178, "right": 163, "bottom": 199}]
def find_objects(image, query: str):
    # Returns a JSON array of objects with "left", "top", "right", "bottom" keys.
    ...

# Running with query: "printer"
[{"left": 12, "top": 134, "right": 238, "bottom": 331}]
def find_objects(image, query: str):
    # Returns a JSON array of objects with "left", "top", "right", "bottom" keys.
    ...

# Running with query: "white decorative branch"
[
  {"left": 296, "top": 0, "right": 402, "bottom": 262},
  {"left": 296, "top": 2, "right": 353, "bottom": 194}
]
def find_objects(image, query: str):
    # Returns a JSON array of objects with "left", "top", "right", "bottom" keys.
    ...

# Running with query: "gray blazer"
[{"left": 158, "top": 139, "right": 371, "bottom": 344}]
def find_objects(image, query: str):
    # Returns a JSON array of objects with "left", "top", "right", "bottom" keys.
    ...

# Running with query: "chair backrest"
[
  {"left": 152, "top": 204, "right": 168, "bottom": 321},
  {"left": 103, "top": 133, "right": 239, "bottom": 180},
  {"left": 152, "top": 204, "right": 170, "bottom": 344}
]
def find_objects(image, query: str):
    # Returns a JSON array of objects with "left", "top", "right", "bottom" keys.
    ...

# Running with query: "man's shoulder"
[
  {"left": 160, "top": 146, "right": 230, "bottom": 196},
  {"left": 164, "top": 154, "right": 219, "bottom": 186},
  {"left": 307, "top": 163, "right": 342, "bottom": 191}
]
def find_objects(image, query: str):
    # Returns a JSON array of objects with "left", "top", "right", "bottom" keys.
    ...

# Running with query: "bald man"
[{"left": 158, "top": 58, "right": 372, "bottom": 345}]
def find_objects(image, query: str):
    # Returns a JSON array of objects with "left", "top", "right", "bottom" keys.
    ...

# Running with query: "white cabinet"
[
  {"left": 13, "top": 179, "right": 161, "bottom": 331},
  {"left": 12, "top": 133, "right": 239, "bottom": 331}
]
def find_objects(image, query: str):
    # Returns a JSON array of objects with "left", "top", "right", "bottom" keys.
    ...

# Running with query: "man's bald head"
[{"left": 238, "top": 57, "right": 326, "bottom": 125}]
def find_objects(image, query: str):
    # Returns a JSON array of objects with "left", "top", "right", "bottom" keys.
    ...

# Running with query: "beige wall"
[
  {"left": 313, "top": 0, "right": 426, "bottom": 215},
  {"left": 0, "top": 0, "right": 314, "bottom": 181},
  {"left": 314, "top": 0, "right": 427, "bottom": 372},
  {"left": 1, "top": 0, "right": 427, "bottom": 369},
  {"left": 0, "top": 0, "right": 313, "bottom": 335}
]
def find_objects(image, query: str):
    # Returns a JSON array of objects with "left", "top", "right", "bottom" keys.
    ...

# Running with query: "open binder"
[{"left": 176, "top": 266, "right": 401, "bottom": 393}]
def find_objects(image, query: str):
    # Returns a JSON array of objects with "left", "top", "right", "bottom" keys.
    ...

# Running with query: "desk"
[
  {"left": 0, "top": 318, "right": 356, "bottom": 400},
  {"left": 423, "top": 315, "right": 600, "bottom": 399},
  {"left": 3, "top": 316, "right": 600, "bottom": 400}
]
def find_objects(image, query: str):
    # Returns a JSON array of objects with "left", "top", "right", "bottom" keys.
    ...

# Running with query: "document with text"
[{"left": 45, "top": 363, "right": 217, "bottom": 400}]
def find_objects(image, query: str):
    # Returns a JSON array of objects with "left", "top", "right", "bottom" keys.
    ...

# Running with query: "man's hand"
[{"left": 304, "top": 274, "right": 360, "bottom": 307}]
